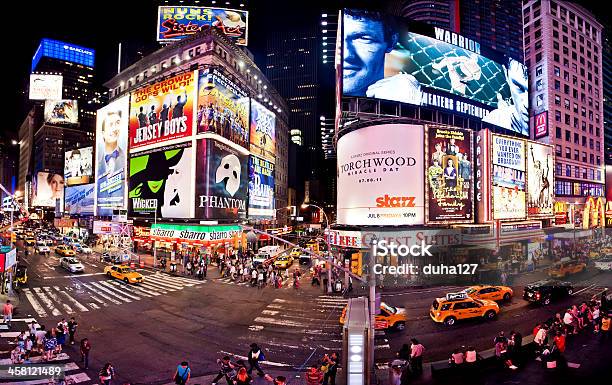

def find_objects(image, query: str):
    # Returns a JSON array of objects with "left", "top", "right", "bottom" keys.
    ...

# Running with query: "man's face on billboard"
[
  {"left": 103, "top": 111, "right": 122, "bottom": 146},
  {"left": 343, "top": 14, "right": 391, "bottom": 96},
  {"left": 506, "top": 60, "right": 529, "bottom": 131}
]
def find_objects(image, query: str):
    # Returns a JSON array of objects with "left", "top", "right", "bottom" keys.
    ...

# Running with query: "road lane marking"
[
  {"left": 572, "top": 284, "right": 596, "bottom": 295},
  {"left": 32, "top": 287, "right": 61, "bottom": 317},
  {"left": 248, "top": 325, "right": 264, "bottom": 331},
  {"left": 89, "top": 281, "right": 134, "bottom": 302},
  {"left": 253, "top": 317, "right": 308, "bottom": 328},
  {"left": 155, "top": 274, "right": 199, "bottom": 286},
  {"left": 107, "top": 280, "right": 157, "bottom": 297},
  {"left": 139, "top": 282, "right": 169, "bottom": 294},
  {"left": 88, "top": 294, "right": 107, "bottom": 306},
  {"left": 98, "top": 281, "right": 141, "bottom": 300},
  {"left": 21, "top": 288, "right": 48, "bottom": 318},
  {"left": 219, "top": 351, "right": 291, "bottom": 367},
  {"left": 54, "top": 286, "right": 88, "bottom": 312},
  {"left": 261, "top": 310, "right": 279, "bottom": 315},
  {"left": 144, "top": 275, "right": 183, "bottom": 290},
  {"left": 43, "top": 287, "right": 74, "bottom": 314},
  {"left": 79, "top": 282, "right": 122, "bottom": 305},
  {"left": 43, "top": 272, "right": 105, "bottom": 279},
  {"left": 88, "top": 303, "right": 100, "bottom": 310},
  {"left": 0, "top": 352, "right": 69, "bottom": 365}
]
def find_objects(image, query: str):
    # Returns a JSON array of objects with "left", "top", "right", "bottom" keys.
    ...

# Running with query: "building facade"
[{"left": 523, "top": 0, "right": 604, "bottom": 225}]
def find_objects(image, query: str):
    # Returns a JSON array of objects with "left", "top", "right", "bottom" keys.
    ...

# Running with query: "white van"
[{"left": 258, "top": 245, "right": 281, "bottom": 255}]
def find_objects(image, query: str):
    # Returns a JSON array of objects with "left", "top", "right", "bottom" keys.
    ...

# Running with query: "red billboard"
[{"left": 534, "top": 111, "right": 548, "bottom": 139}]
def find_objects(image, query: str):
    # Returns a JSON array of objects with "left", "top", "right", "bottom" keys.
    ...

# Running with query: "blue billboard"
[
  {"left": 32, "top": 39, "right": 95, "bottom": 71},
  {"left": 64, "top": 184, "right": 95, "bottom": 216},
  {"left": 248, "top": 155, "right": 275, "bottom": 218}
]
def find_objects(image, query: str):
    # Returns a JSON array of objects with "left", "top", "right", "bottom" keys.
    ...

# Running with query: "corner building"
[{"left": 523, "top": 0, "right": 604, "bottom": 226}]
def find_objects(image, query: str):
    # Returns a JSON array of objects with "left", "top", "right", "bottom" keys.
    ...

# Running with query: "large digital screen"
[
  {"left": 249, "top": 99, "right": 276, "bottom": 162},
  {"left": 128, "top": 142, "right": 193, "bottom": 219},
  {"left": 197, "top": 69, "right": 250, "bottom": 149},
  {"left": 526, "top": 142, "right": 554, "bottom": 218},
  {"left": 29, "top": 74, "right": 63, "bottom": 100},
  {"left": 129, "top": 72, "right": 196, "bottom": 150},
  {"left": 248, "top": 155, "right": 275, "bottom": 218},
  {"left": 95, "top": 96, "right": 129, "bottom": 216},
  {"left": 157, "top": 6, "right": 248, "bottom": 45},
  {"left": 64, "top": 147, "right": 93, "bottom": 186},
  {"left": 64, "top": 184, "right": 95, "bottom": 216},
  {"left": 425, "top": 126, "right": 473, "bottom": 224},
  {"left": 32, "top": 172, "right": 64, "bottom": 208},
  {"left": 337, "top": 124, "right": 425, "bottom": 226},
  {"left": 491, "top": 135, "right": 526, "bottom": 220},
  {"left": 341, "top": 10, "right": 529, "bottom": 136},
  {"left": 32, "top": 39, "right": 95, "bottom": 71},
  {"left": 44, "top": 100, "right": 78, "bottom": 124},
  {"left": 195, "top": 139, "right": 248, "bottom": 220}
]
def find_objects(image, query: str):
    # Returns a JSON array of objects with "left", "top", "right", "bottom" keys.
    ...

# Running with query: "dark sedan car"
[{"left": 523, "top": 279, "right": 574, "bottom": 305}]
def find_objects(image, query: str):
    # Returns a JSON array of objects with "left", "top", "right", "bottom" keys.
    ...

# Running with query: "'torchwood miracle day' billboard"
[
  {"left": 248, "top": 155, "right": 275, "bottom": 218},
  {"left": 425, "top": 125, "right": 474, "bottom": 224},
  {"left": 129, "top": 72, "right": 196, "bottom": 150},
  {"left": 337, "top": 124, "right": 424, "bottom": 226}
]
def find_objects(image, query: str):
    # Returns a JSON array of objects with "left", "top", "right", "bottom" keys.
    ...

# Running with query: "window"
[
  {"left": 582, "top": 136, "right": 587, "bottom": 146},
  {"left": 582, "top": 168, "right": 587, "bottom": 179},
  {"left": 554, "top": 66, "right": 560, "bottom": 76},
  {"left": 535, "top": 65, "right": 543, "bottom": 77},
  {"left": 596, "top": 141, "right": 600, "bottom": 151},
  {"left": 535, "top": 52, "right": 542, "bottom": 62},
  {"left": 555, "top": 126, "right": 562, "bottom": 138},
  {"left": 564, "top": 71, "right": 570, "bottom": 81},
  {"left": 555, "top": 145, "right": 562, "bottom": 156},
  {"left": 555, "top": 95, "right": 561, "bottom": 105},
  {"left": 575, "top": 166, "right": 580, "bottom": 178},
  {"left": 554, "top": 53, "right": 560, "bottom": 62},
  {"left": 574, "top": 133, "right": 579, "bottom": 144},
  {"left": 554, "top": 80, "right": 561, "bottom": 90},
  {"left": 582, "top": 121, "right": 586, "bottom": 131},
  {"left": 536, "top": 94, "right": 544, "bottom": 106},
  {"left": 556, "top": 163, "right": 562, "bottom": 175},
  {"left": 565, "top": 130, "right": 571, "bottom": 141},
  {"left": 590, "top": 154, "right": 594, "bottom": 164},
  {"left": 582, "top": 151, "right": 587, "bottom": 162},
  {"left": 564, "top": 84, "right": 569, "bottom": 94},
  {"left": 564, "top": 99, "right": 570, "bottom": 109},
  {"left": 573, "top": 103, "right": 578, "bottom": 113},
  {"left": 574, "top": 149, "right": 579, "bottom": 160},
  {"left": 589, "top": 139, "right": 594, "bottom": 149},
  {"left": 566, "top": 165, "right": 571, "bottom": 177},
  {"left": 597, "top": 156, "right": 601, "bottom": 165},
  {"left": 565, "top": 147, "right": 571, "bottom": 159},
  {"left": 555, "top": 110, "right": 561, "bottom": 122},
  {"left": 565, "top": 114, "right": 570, "bottom": 124}
]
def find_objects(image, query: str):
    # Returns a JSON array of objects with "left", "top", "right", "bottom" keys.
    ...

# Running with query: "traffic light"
[
  {"left": 350, "top": 252, "right": 362, "bottom": 276},
  {"left": 10, "top": 232, "right": 16, "bottom": 244}
]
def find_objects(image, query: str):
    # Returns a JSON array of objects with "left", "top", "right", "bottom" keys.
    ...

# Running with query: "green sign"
[{"left": 151, "top": 223, "right": 241, "bottom": 242}]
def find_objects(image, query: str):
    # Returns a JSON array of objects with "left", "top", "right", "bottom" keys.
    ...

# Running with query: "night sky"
[{"left": 6, "top": 0, "right": 605, "bottom": 137}]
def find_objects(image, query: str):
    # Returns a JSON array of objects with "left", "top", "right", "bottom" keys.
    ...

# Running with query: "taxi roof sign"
[{"left": 446, "top": 292, "right": 468, "bottom": 301}]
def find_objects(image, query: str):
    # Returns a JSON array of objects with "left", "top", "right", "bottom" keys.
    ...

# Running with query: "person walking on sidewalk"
[
  {"left": 601, "top": 313, "right": 611, "bottom": 342},
  {"left": 235, "top": 367, "right": 253, "bottom": 385},
  {"left": 2, "top": 299, "right": 14, "bottom": 327},
  {"left": 68, "top": 317, "right": 78, "bottom": 345},
  {"left": 212, "top": 356, "right": 236, "bottom": 385},
  {"left": 409, "top": 338, "right": 425, "bottom": 375},
  {"left": 99, "top": 362, "right": 115, "bottom": 385},
  {"left": 173, "top": 361, "right": 191, "bottom": 385},
  {"left": 247, "top": 343, "right": 265, "bottom": 376},
  {"left": 80, "top": 338, "right": 91, "bottom": 369},
  {"left": 321, "top": 352, "right": 338, "bottom": 385}
]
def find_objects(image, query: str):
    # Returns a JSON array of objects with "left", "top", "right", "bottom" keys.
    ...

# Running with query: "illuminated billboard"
[
  {"left": 425, "top": 126, "right": 473, "bottom": 224},
  {"left": 526, "top": 142, "right": 554, "bottom": 218},
  {"left": 249, "top": 99, "right": 276, "bottom": 162},
  {"left": 534, "top": 111, "right": 548, "bottom": 139},
  {"left": 491, "top": 135, "right": 526, "bottom": 220},
  {"left": 64, "top": 147, "right": 93, "bottom": 186},
  {"left": 197, "top": 68, "right": 250, "bottom": 149},
  {"left": 195, "top": 139, "right": 248, "bottom": 220},
  {"left": 157, "top": 6, "right": 248, "bottom": 45},
  {"left": 95, "top": 96, "right": 129, "bottom": 216},
  {"left": 29, "top": 74, "right": 63, "bottom": 100},
  {"left": 32, "top": 39, "right": 95, "bottom": 71},
  {"left": 337, "top": 124, "right": 424, "bottom": 226},
  {"left": 248, "top": 155, "right": 275, "bottom": 218},
  {"left": 44, "top": 100, "right": 78, "bottom": 124},
  {"left": 129, "top": 72, "right": 196, "bottom": 150},
  {"left": 128, "top": 142, "right": 193, "bottom": 218},
  {"left": 32, "top": 172, "right": 64, "bottom": 208},
  {"left": 64, "top": 184, "right": 95, "bottom": 216},
  {"left": 340, "top": 10, "right": 528, "bottom": 136}
]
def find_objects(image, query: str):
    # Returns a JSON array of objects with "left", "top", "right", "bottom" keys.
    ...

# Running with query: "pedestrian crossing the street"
[
  {"left": 20, "top": 273, "right": 206, "bottom": 319},
  {"left": 216, "top": 276, "right": 293, "bottom": 289},
  {"left": 0, "top": 318, "right": 92, "bottom": 384}
]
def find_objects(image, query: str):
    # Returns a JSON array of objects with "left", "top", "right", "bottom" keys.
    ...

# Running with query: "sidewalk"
[{"left": 161, "top": 369, "right": 308, "bottom": 385}]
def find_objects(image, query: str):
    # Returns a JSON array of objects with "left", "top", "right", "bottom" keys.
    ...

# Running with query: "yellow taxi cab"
[
  {"left": 24, "top": 237, "right": 36, "bottom": 246},
  {"left": 548, "top": 259, "right": 586, "bottom": 278},
  {"left": 340, "top": 302, "right": 407, "bottom": 331},
  {"left": 55, "top": 245, "right": 75, "bottom": 257},
  {"left": 430, "top": 292, "right": 499, "bottom": 326},
  {"left": 104, "top": 265, "right": 144, "bottom": 284},
  {"left": 463, "top": 285, "right": 514, "bottom": 302},
  {"left": 306, "top": 241, "right": 319, "bottom": 253},
  {"left": 289, "top": 248, "right": 302, "bottom": 258},
  {"left": 274, "top": 255, "right": 294, "bottom": 269}
]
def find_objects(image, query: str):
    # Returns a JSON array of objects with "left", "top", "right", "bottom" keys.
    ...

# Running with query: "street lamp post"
[{"left": 301, "top": 203, "right": 332, "bottom": 293}]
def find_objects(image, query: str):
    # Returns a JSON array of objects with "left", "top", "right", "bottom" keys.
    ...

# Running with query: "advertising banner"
[
  {"left": 54, "top": 218, "right": 78, "bottom": 228},
  {"left": 95, "top": 96, "right": 129, "bottom": 216},
  {"left": 150, "top": 223, "right": 241, "bottom": 244},
  {"left": 0, "top": 247, "right": 17, "bottom": 272},
  {"left": 534, "top": 111, "right": 548, "bottom": 139},
  {"left": 341, "top": 10, "right": 529, "bottom": 136},
  {"left": 128, "top": 142, "right": 193, "bottom": 218},
  {"left": 29, "top": 74, "right": 63, "bottom": 100},
  {"left": 197, "top": 69, "right": 249, "bottom": 149},
  {"left": 474, "top": 130, "right": 492, "bottom": 223},
  {"left": 248, "top": 155, "right": 275, "bottom": 218},
  {"left": 491, "top": 134, "right": 526, "bottom": 220},
  {"left": 32, "top": 172, "right": 64, "bottom": 208},
  {"left": 195, "top": 139, "right": 248, "bottom": 220},
  {"left": 64, "top": 147, "right": 93, "bottom": 186},
  {"left": 93, "top": 220, "right": 126, "bottom": 235},
  {"left": 425, "top": 126, "right": 473, "bottom": 223},
  {"left": 337, "top": 124, "right": 425, "bottom": 226},
  {"left": 526, "top": 142, "right": 554, "bottom": 218},
  {"left": 64, "top": 184, "right": 95, "bottom": 216},
  {"left": 129, "top": 72, "right": 196, "bottom": 150},
  {"left": 157, "top": 6, "right": 248, "bottom": 45},
  {"left": 44, "top": 100, "right": 78, "bottom": 124},
  {"left": 249, "top": 99, "right": 276, "bottom": 162}
]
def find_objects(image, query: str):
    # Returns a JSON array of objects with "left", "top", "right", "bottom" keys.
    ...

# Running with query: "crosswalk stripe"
[
  {"left": 253, "top": 317, "right": 308, "bottom": 328},
  {"left": 88, "top": 302, "right": 100, "bottom": 309},
  {"left": 139, "top": 281, "right": 169, "bottom": 293},
  {"left": 54, "top": 286, "right": 89, "bottom": 312},
  {"left": 98, "top": 281, "right": 141, "bottom": 300},
  {"left": 32, "top": 287, "right": 61, "bottom": 317},
  {"left": 89, "top": 281, "right": 133, "bottom": 302},
  {"left": 79, "top": 282, "right": 122, "bottom": 305},
  {"left": 0, "top": 352, "right": 69, "bottom": 365},
  {"left": 21, "top": 288, "right": 48, "bottom": 318},
  {"left": 88, "top": 294, "right": 108, "bottom": 306},
  {"left": 144, "top": 275, "right": 183, "bottom": 290},
  {"left": 43, "top": 287, "right": 74, "bottom": 314},
  {"left": 156, "top": 274, "right": 198, "bottom": 286},
  {"left": 0, "top": 331, "right": 22, "bottom": 338},
  {"left": 107, "top": 280, "right": 153, "bottom": 297},
  {"left": 147, "top": 274, "right": 189, "bottom": 287}
]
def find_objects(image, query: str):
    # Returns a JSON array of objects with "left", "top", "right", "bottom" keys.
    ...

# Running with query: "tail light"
[{"left": 536, "top": 293, "right": 541, "bottom": 299}]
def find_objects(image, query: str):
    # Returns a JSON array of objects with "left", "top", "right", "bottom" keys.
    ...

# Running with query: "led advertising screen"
[
  {"left": 44, "top": 100, "right": 78, "bottom": 124},
  {"left": 64, "top": 184, "right": 95, "bottom": 216},
  {"left": 197, "top": 68, "right": 250, "bottom": 149},
  {"left": 32, "top": 172, "right": 64, "bottom": 208},
  {"left": 337, "top": 124, "right": 425, "bottom": 226},
  {"left": 526, "top": 142, "right": 554, "bottom": 218},
  {"left": 425, "top": 126, "right": 473, "bottom": 224},
  {"left": 534, "top": 111, "right": 548, "bottom": 139},
  {"left": 29, "top": 74, "right": 63, "bottom": 100},
  {"left": 129, "top": 72, "right": 196, "bottom": 150},
  {"left": 195, "top": 139, "right": 248, "bottom": 220},
  {"left": 157, "top": 6, "right": 248, "bottom": 45},
  {"left": 95, "top": 96, "right": 129, "bottom": 216},
  {"left": 64, "top": 147, "right": 93, "bottom": 186},
  {"left": 128, "top": 142, "right": 193, "bottom": 219},
  {"left": 249, "top": 99, "right": 276, "bottom": 162},
  {"left": 248, "top": 155, "right": 275, "bottom": 218},
  {"left": 341, "top": 10, "right": 529, "bottom": 136},
  {"left": 491, "top": 135, "right": 526, "bottom": 220}
]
